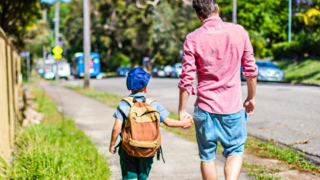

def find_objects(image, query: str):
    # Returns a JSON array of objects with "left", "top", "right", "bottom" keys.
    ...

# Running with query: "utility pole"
[
  {"left": 83, "top": 0, "right": 91, "bottom": 88},
  {"left": 43, "top": 9, "right": 47, "bottom": 62},
  {"left": 43, "top": 9, "right": 47, "bottom": 21},
  {"left": 54, "top": 0, "right": 60, "bottom": 80},
  {"left": 288, "top": 0, "right": 292, "bottom": 42},
  {"left": 232, "top": 0, "right": 237, "bottom": 24}
]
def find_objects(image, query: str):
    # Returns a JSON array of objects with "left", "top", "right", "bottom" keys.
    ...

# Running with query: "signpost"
[
  {"left": 52, "top": 45, "right": 63, "bottom": 80},
  {"left": 52, "top": 45, "right": 63, "bottom": 60}
]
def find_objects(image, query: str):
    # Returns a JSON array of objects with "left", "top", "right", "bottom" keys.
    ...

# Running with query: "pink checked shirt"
[{"left": 178, "top": 17, "right": 258, "bottom": 114}]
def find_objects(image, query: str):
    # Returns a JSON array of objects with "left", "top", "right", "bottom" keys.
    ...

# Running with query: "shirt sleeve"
[
  {"left": 113, "top": 101, "right": 130, "bottom": 121},
  {"left": 242, "top": 31, "right": 258, "bottom": 77},
  {"left": 178, "top": 37, "right": 197, "bottom": 95},
  {"left": 151, "top": 101, "right": 170, "bottom": 123}
]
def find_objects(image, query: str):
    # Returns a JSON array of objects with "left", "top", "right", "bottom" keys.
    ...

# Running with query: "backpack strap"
[
  {"left": 121, "top": 97, "right": 134, "bottom": 106},
  {"left": 157, "top": 146, "right": 165, "bottom": 163},
  {"left": 146, "top": 98, "right": 157, "bottom": 105}
]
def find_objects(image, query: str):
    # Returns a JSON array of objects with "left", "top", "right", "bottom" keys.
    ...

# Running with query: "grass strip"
[
  {"left": 245, "top": 137, "right": 320, "bottom": 173},
  {"left": 65, "top": 85, "right": 320, "bottom": 178},
  {"left": 243, "top": 161, "right": 283, "bottom": 180},
  {"left": 274, "top": 59, "right": 320, "bottom": 85},
  {"left": 8, "top": 86, "right": 111, "bottom": 179}
]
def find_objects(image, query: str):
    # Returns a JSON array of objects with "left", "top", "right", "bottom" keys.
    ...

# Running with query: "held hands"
[
  {"left": 243, "top": 98, "right": 255, "bottom": 116},
  {"left": 179, "top": 111, "right": 193, "bottom": 129},
  {"left": 109, "top": 144, "right": 116, "bottom": 154}
]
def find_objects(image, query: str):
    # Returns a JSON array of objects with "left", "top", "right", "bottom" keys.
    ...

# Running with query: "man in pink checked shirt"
[{"left": 178, "top": 0, "right": 258, "bottom": 180}]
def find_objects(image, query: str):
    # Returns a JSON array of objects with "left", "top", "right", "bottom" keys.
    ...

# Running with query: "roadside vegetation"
[
  {"left": 8, "top": 86, "right": 110, "bottom": 179},
  {"left": 274, "top": 59, "right": 320, "bottom": 85},
  {"left": 65, "top": 85, "right": 320, "bottom": 179}
]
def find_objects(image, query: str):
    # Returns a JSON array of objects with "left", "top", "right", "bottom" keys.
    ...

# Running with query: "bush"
[
  {"left": 272, "top": 40, "right": 320, "bottom": 60},
  {"left": 249, "top": 30, "right": 272, "bottom": 58},
  {"left": 272, "top": 41, "right": 302, "bottom": 60}
]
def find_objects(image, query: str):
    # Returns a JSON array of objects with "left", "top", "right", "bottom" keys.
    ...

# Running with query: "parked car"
[
  {"left": 256, "top": 60, "right": 285, "bottom": 82},
  {"left": 44, "top": 70, "right": 55, "bottom": 80},
  {"left": 152, "top": 66, "right": 160, "bottom": 77},
  {"left": 241, "top": 60, "right": 285, "bottom": 82},
  {"left": 156, "top": 66, "right": 166, "bottom": 77},
  {"left": 116, "top": 66, "right": 130, "bottom": 77},
  {"left": 164, "top": 65, "right": 173, "bottom": 77},
  {"left": 171, "top": 63, "right": 182, "bottom": 78},
  {"left": 58, "top": 62, "right": 71, "bottom": 80}
]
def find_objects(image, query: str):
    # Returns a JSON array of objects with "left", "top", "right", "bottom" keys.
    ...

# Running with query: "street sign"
[
  {"left": 19, "top": 52, "right": 30, "bottom": 57},
  {"left": 54, "top": 54, "right": 62, "bottom": 59},
  {"left": 52, "top": 45, "right": 63, "bottom": 59}
]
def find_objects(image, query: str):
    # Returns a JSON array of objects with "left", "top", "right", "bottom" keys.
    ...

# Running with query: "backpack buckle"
[{"left": 133, "top": 96, "right": 146, "bottom": 103}]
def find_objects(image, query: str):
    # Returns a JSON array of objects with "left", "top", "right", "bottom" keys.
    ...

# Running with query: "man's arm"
[
  {"left": 179, "top": 89, "right": 193, "bottom": 124},
  {"left": 109, "top": 118, "right": 123, "bottom": 154},
  {"left": 241, "top": 30, "right": 258, "bottom": 116},
  {"left": 244, "top": 76, "right": 257, "bottom": 116},
  {"left": 178, "top": 37, "right": 196, "bottom": 127}
]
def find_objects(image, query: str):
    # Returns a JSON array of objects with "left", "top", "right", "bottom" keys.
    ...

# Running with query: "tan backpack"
[{"left": 118, "top": 96, "right": 163, "bottom": 160}]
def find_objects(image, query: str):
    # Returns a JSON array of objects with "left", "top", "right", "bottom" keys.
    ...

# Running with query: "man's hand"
[
  {"left": 243, "top": 98, "right": 255, "bottom": 116},
  {"left": 109, "top": 144, "right": 116, "bottom": 154},
  {"left": 179, "top": 110, "right": 193, "bottom": 129}
]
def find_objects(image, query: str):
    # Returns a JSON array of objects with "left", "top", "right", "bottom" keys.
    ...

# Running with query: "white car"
[
  {"left": 44, "top": 71, "right": 55, "bottom": 80},
  {"left": 164, "top": 65, "right": 173, "bottom": 77},
  {"left": 58, "top": 62, "right": 71, "bottom": 79}
]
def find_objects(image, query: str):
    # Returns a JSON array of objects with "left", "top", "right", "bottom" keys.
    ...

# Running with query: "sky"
[{"left": 41, "top": 0, "right": 71, "bottom": 4}]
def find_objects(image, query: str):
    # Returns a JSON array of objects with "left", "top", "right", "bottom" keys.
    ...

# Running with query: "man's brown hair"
[{"left": 192, "top": 0, "right": 218, "bottom": 19}]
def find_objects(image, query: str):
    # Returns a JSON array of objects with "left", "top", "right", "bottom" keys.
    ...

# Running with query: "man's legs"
[
  {"left": 200, "top": 161, "right": 217, "bottom": 180},
  {"left": 224, "top": 154, "right": 243, "bottom": 180}
]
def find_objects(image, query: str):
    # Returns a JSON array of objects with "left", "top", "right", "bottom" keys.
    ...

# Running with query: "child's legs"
[
  {"left": 137, "top": 156, "right": 153, "bottom": 180},
  {"left": 119, "top": 147, "right": 139, "bottom": 180}
]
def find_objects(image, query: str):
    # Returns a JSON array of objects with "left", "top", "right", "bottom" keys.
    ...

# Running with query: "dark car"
[
  {"left": 152, "top": 66, "right": 160, "bottom": 77},
  {"left": 116, "top": 66, "right": 130, "bottom": 77},
  {"left": 241, "top": 60, "right": 285, "bottom": 82}
]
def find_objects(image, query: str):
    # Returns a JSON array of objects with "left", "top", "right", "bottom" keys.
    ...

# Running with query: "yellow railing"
[{"left": 0, "top": 27, "right": 21, "bottom": 176}]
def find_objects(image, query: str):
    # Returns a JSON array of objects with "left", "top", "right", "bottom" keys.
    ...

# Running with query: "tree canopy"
[
  {"left": 5, "top": 0, "right": 320, "bottom": 70},
  {"left": 0, "top": 0, "right": 46, "bottom": 49}
]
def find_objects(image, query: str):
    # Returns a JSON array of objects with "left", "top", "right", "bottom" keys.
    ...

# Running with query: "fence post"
[{"left": 0, "top": 27, "right": 21, "bottom": 176}]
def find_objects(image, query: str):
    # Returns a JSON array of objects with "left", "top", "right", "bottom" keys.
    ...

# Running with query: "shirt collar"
[
  {"left": 129, "top": 92, "right": 147, "bottom": 99},
  {"left": 202, "top": 16, "right": 223, "bottom": 26}
]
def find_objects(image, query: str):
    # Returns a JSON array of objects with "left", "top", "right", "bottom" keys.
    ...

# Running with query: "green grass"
[
  {"left": 8, "top": 87, "right": 111, "bottom": 179},
  {"left": 245, "top": 136, "right": 320, "bottom": 173},
  {"left": 274, "top": 59, "right": 320, "bottom": 85},
  {"left": 243, "top": 162, "right": 283, "bottom": 180}
]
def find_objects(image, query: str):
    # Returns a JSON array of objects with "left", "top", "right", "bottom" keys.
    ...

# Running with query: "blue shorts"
[{"left": 193, "top": 105, "right": 247, "bottom": 162}]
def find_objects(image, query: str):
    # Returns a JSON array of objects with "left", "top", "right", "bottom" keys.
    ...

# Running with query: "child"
[{"left": 109, "top": 67, "right": 192, "bottom": 180}]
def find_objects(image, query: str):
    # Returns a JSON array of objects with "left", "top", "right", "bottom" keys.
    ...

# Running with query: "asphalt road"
[{"left": 67, "top": 78, "right": 320, "bottom": 157}]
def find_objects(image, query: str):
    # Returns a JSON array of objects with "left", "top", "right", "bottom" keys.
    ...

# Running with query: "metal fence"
[{"left": 0, "top": 27, "right": 21, "bottom": 175}]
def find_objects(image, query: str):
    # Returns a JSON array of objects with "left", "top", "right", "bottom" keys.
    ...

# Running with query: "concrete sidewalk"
[{"left": 41, "top": 84, "right": 251, "bottom": 180}]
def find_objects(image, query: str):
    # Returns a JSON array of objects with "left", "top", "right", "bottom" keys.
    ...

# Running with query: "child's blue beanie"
[{"left": 126, "top": 67, "right": 151, "bottom": 90}]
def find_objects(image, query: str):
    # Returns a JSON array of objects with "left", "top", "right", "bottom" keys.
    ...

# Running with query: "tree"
[{"left": 0, "top": 0, "right": 44, "bottom": 49}]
